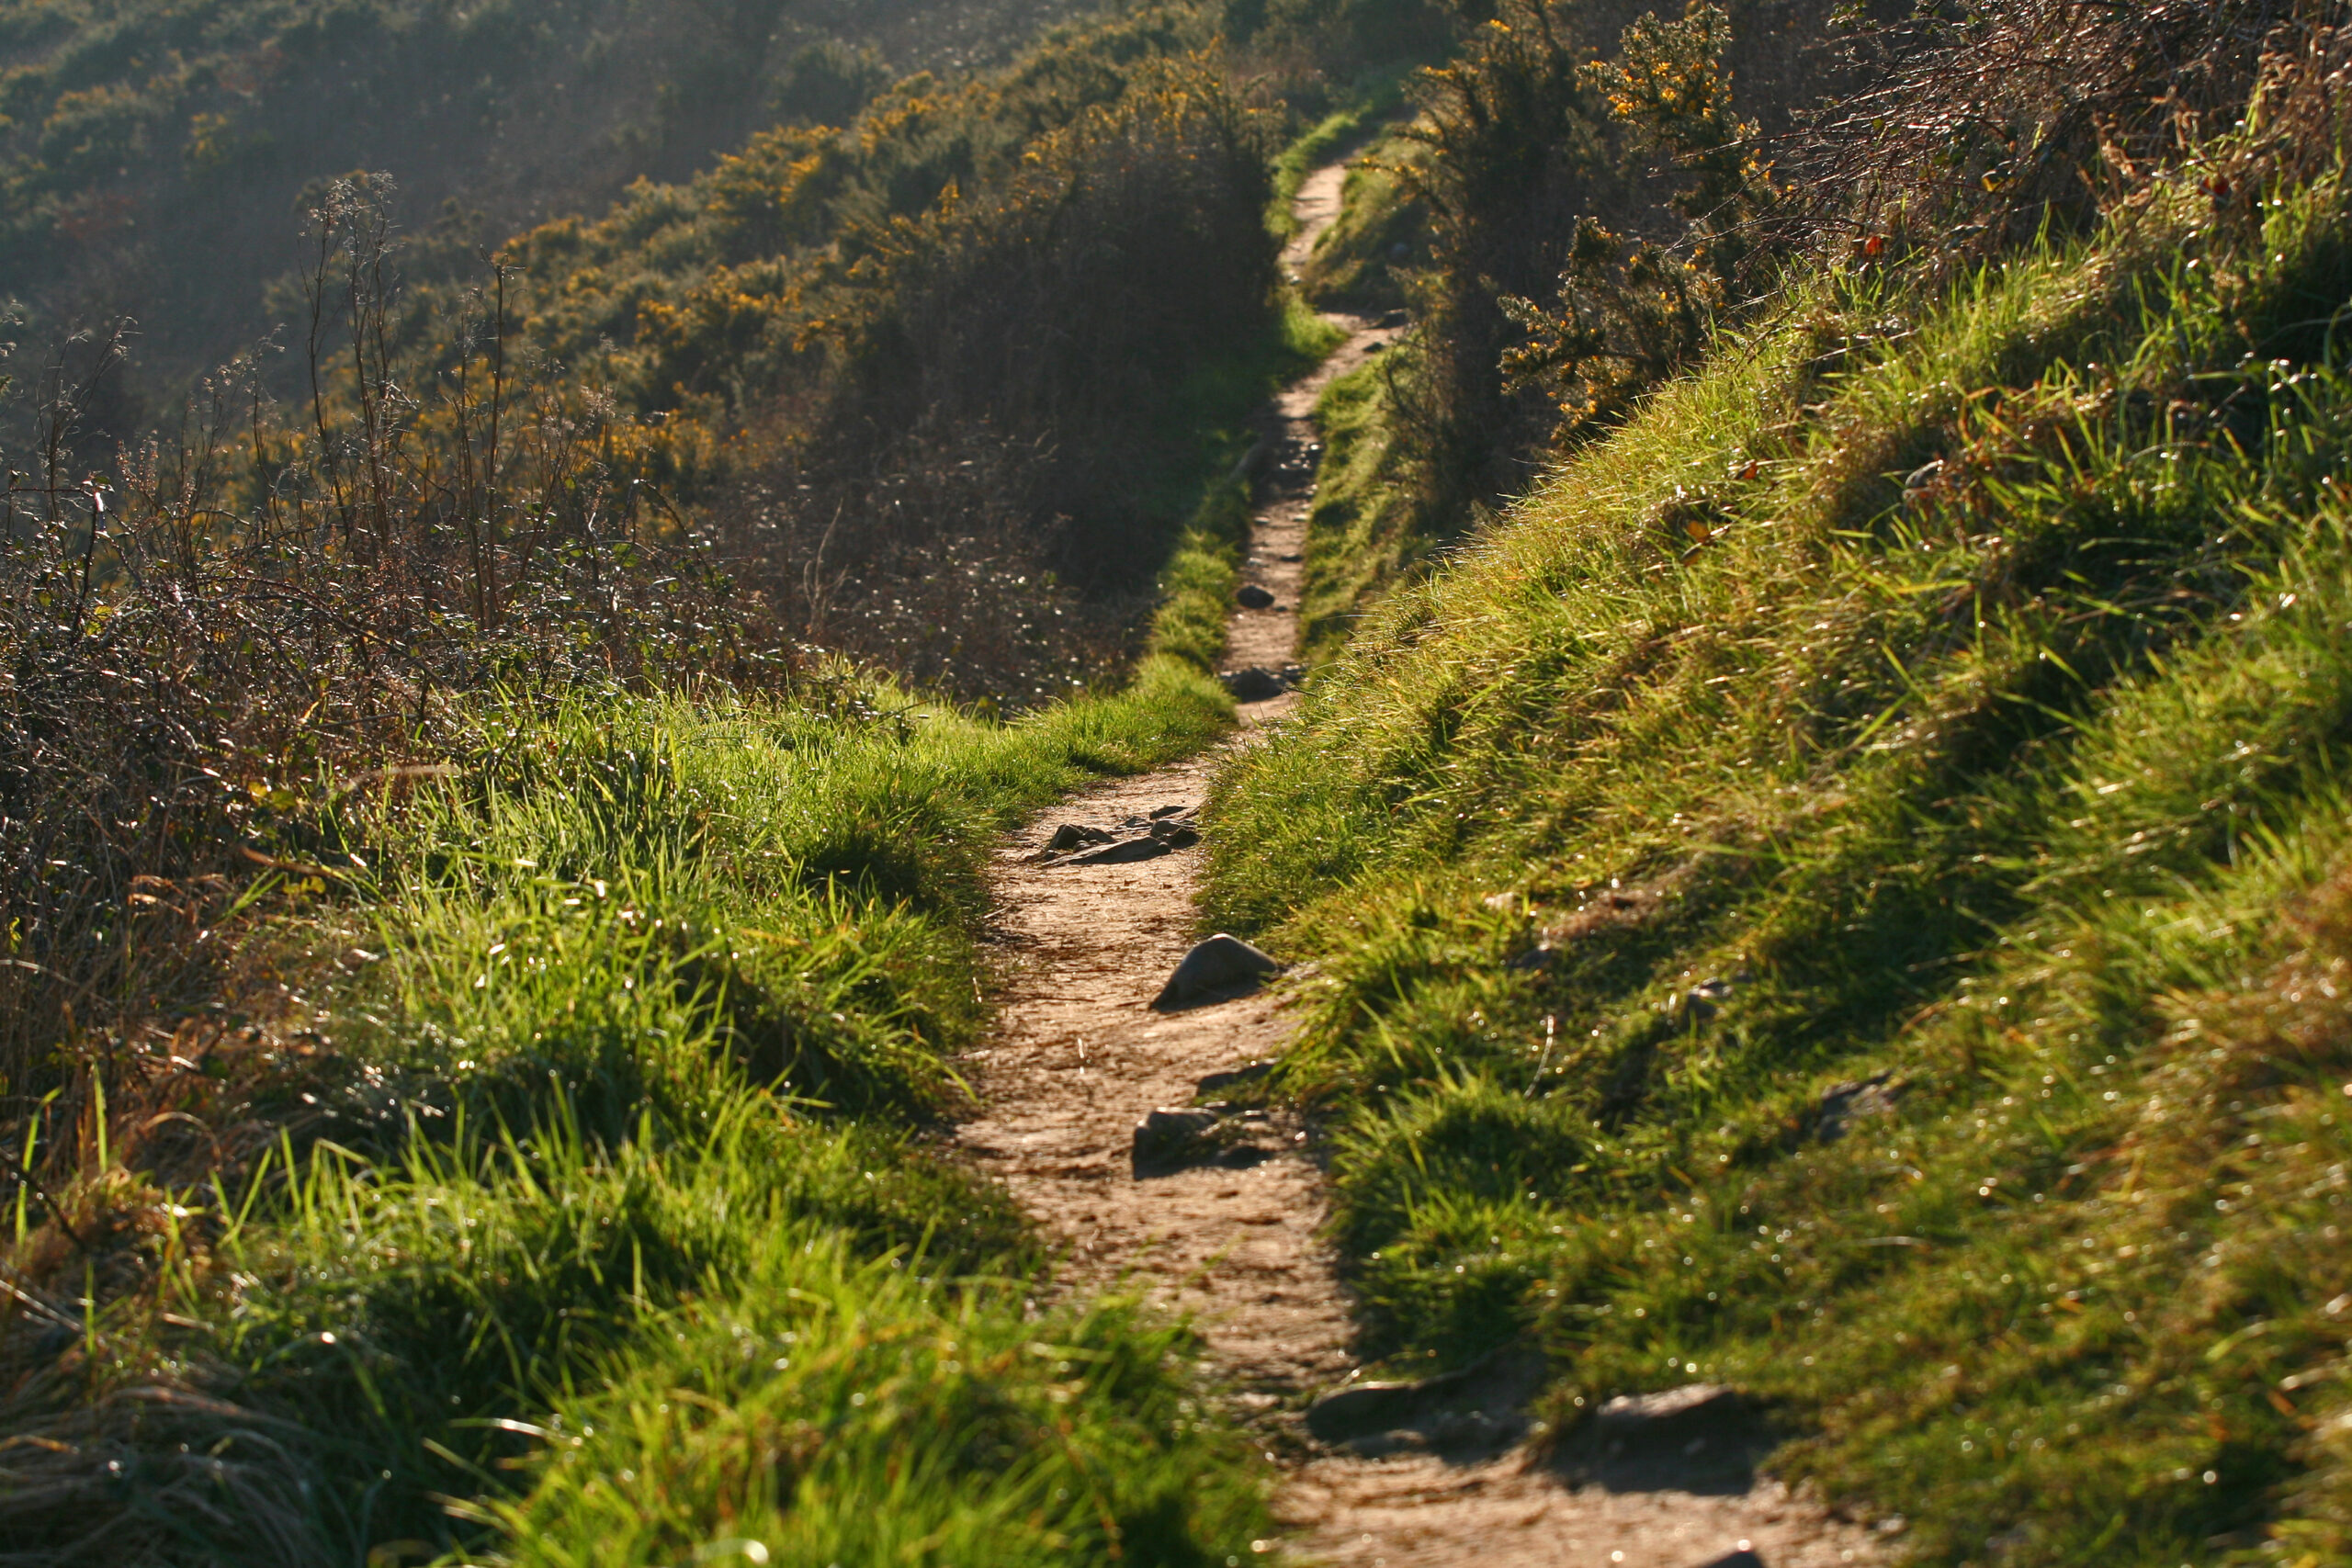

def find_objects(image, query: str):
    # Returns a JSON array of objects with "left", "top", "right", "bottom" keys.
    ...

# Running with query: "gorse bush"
[
  {"left": 0, "top": 0, "right": 1101, "bottom": 398},
  {"left": 1492, "top": 2, "right": 1770, "bottom": 447},
  {"left": 1389, "top": 0, "right": 1831, "bottom": 498},
  {"left": 498, "top": 18, "right": 1287, "bottom": 689},
  {"left": 1277, "top": 0, "right": 1853, "bottom": 656}
]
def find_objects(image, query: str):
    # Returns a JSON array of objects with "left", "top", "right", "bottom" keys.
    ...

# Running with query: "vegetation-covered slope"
[
  {"left": 0, "top": 659, "right": 1271, "bottom": 1563},
  {"left": 0, "top": 0, "right": 1407, "bottom": 1100},
  {"left": 0, "top": 6, "right": 1449, "bottom": 1562},
  {"left": 1204, "top": 12, "right": 2352, "bottom": 1560},
  {"left": 0, "top": 0, "right": 1102, "bottom": 396},
  {"left": 27, "top": 0, "right": 2352, "bottom": 1561}
]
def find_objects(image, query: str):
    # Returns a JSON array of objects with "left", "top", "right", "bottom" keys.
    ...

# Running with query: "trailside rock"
[
  {"left": 1815, "top": 1072, "right": 1904, "bottom": 1142},
  {"left": 1037, "top": 812, "right": 1201, "bottom": 868},
  {"left": 1132, "top": 1105, "right": 1222, "bottom": 1172},
  {"left": 1306, "top": 1377, "right": 1451, "bottom": 1443},
  {"left": 1222, "top": 666, "right": 1288, "bottom": 702},
  {"left": 1304, "top": 1346, "right": 1544, "bottom": 1454},
  {"left": 1152, "top": 933, "right": 1282, "bottom": 1010},
  {"left": 1235, "top": 584, "right": 1276, "bottom": 610},
  {"left": 1591, "top": 1382, "right": 1747, "bottom": 1449},
  {"left": 1559, "top": 1382, "right": 1770, "bottom": 1492}
]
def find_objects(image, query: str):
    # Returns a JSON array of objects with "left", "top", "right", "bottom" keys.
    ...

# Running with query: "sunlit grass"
[
  {"left": 11, "top": 660, "right": 1260, "bottom": 1564},
  {"left": 1205, "top": 157, "right": 2352, "bottom": 1561}
]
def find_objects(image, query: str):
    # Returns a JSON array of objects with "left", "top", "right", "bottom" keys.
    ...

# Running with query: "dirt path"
[
  {"left": 954, "top": 156, "right": 1887, "bottom": 1568},
  {"left": 1217, "top": 163, "right": 1407, "bottom": 693}
]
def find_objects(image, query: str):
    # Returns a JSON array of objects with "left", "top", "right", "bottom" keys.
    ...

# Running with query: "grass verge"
[
  {"left": 1296, "top": 349, "right": 1428, "bottom": 662},
  {"left": 1203, "top": 140, "right": 2352, "bottom": 1562},
  {"left": 1295, "top": 119, "right": 1430, "bottom": 314},
  {"left": 5, "top": 664, "right": 1262, "bottom": 1565},
  {"left": 1155, "top": 295, "right": 1351, "bottom": 676}
]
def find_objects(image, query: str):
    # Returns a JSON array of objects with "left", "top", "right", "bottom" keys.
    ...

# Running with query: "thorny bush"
[{"left": 0, "top": 177, "right": 752, "bottom": 1179}]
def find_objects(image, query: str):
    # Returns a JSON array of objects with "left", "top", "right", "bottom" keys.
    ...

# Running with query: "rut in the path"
[{"left": 953, "top": 156, "right": 1887, "bottom": 1568}]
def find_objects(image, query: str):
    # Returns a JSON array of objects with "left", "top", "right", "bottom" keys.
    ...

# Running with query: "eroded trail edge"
[{"left": 954, "top": 160, "right": 1886, "bottom": 1568}]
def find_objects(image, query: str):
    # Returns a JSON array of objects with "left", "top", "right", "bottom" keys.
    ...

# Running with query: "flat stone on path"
[
  {"left": 1152, "top": 933, "right": 1283, "bottom": 1010},
  {"left": 1043, "top": 822, "right": 1114, "bottom": 852},
  {"left": 1221, "top": 664, "right": 1306, "bottom": 703},
  {"left": 1057, "top": 836, "right": 1174, "bottom": 867},
  {"left": 1563, "top": 1382, "right": 1771, "bottom": 1494}
]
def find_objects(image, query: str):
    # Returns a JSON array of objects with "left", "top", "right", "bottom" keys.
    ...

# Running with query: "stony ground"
[{"left": 952, "top": 153, "right": 1889, "bottom": 1568}]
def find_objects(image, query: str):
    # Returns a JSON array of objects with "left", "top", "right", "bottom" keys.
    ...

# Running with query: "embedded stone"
[
  {"left": 1058, "top": 835, "right": 1172, "bottom": 866},
  {"left": 1222, "top": 666, "right": 1289, "bottom": 702},
  {"left": 1132, "top": 1106, "right": 1222, "bottom": 1170},
  {"left": 1815, "top": 1072, "right": 1903, "bottom": 1142},
  {"left": 1152, "top": 934, "right": 1283, "bottom": 1009}
]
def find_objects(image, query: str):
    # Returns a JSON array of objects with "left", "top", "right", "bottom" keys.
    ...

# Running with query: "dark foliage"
[
  {"left": 0, "top": 181, "right": 752, "bottom": 1128},
  {"left": 1778, "top": 0, "right": 2314, "bottom": 265},
  {"left": 0, "top": 0, "right": 1102, "bottom": 401},
  {"left": 1388, "top": 0, "right": 1847, "bottom": 507}
]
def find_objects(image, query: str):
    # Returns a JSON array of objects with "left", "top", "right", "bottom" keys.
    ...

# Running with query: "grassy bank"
[
  {"left": 1203, "top": 119, "right": 2352, "bottom": 1562},
  {"left": 1285, "top": 119, "right": 1438, "bottom": 664},
  {"left": 1269, "top": 78, "right": 1412, "bottom": 238},
  {"left": 6, "top": 660, "right": 1265, "bottom": 1564},
  {"left": 1295, "top": 352, "right": 1422, "bottom": 664},
  {"left": 1293, "top": 118, "right": 1428, "bottom": 314}
]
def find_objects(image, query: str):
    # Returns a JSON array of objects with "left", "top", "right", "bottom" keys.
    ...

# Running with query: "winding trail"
[{"left": 954, "top": 159, "right": 1886, "bottom": 1568}]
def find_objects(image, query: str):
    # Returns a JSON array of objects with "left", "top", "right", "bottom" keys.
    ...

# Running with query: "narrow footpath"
[{"left": 954, "top": 159, "right": 1885, "bottom": 1568}]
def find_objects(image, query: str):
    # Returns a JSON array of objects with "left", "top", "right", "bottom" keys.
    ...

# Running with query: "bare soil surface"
[
  {"left": 1226, "top": 164, "right": 1408, "bottom": 700},
  {"left": 953, "top": 155, "right": 1887, "bottom": 1568}
]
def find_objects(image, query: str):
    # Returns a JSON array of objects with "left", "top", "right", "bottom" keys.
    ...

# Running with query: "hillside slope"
[
  {"left": 1204, "top": 25, "right": 2352, "bottom": 1563},
  {"left": 0, "top": 0, "right": 1100, "bottom": 399}
]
